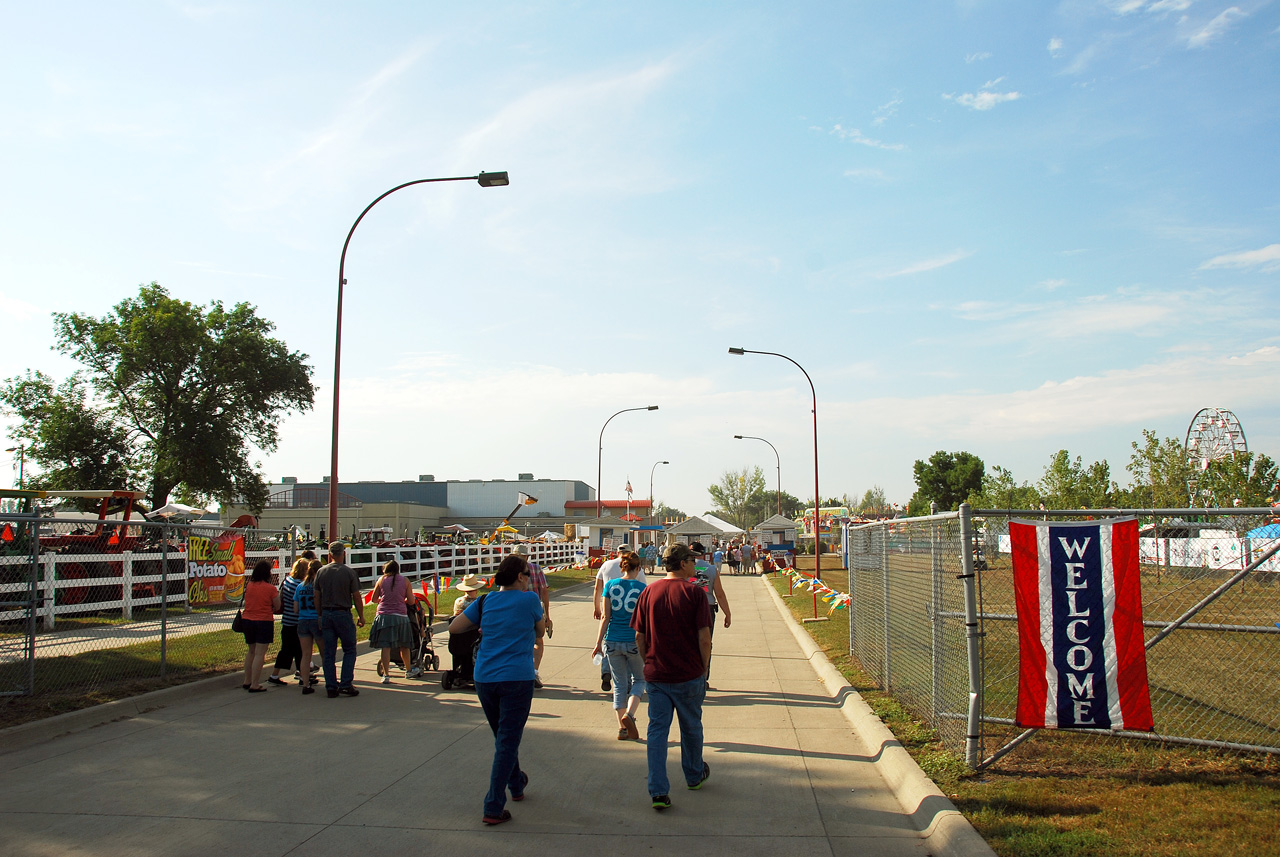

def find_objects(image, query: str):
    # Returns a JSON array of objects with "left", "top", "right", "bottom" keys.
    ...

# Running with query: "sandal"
[
  {"left": 618, "top": 726, "right": 629, "bottom": 740},
  {"left": 376, "top": 661, "right": 385, "bottom": 677}
]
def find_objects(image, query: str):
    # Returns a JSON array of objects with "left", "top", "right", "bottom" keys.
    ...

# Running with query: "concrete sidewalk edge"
[{"left": 762, "top": 577, "right": 997, "bottom": 857}]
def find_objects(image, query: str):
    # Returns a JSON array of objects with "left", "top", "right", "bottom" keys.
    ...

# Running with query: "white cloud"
[
  {"left": 879, "top": 249, "right": 973, "bottom": 278},
  {"left": 982, "top": 76, "right": 1007, "bottom": 89},
  {"left": 1199, "top": 243, "right": 1280, "bottom": 272},
  {"left": 872, "top": 95, "right": 902, "bottom": 127},
  {"left": 1048, "top": 37, "right": 1063, "bottom": 56},
  {"left": 830, "top": 125, "right": 906, "bottom": 150},
  {"left": 1039, "top": 278, "right": 1067, "bottom": 290},
  {"left": 944, "top": 90, "right": 1022, "bottom": 110},
  {"left": 965, "top": 51, "right": 992, "bottom": 63},
  {"left": 1187, "top": 7, "right": 1247, "bottom": 48}
]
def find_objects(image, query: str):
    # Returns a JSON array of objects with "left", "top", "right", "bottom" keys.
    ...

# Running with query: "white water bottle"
[{"left": 592, "top": 653, "right": 603, "bottom": 667}]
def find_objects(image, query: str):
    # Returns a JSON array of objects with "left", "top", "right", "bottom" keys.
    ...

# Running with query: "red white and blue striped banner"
[{"left": 1011, "top": 518, "right": 1154, "bottom": 731}]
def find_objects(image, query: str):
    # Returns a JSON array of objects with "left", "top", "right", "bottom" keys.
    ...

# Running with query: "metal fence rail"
[
  {"left": 0, "top": 514, "right": 585, "bottom": 710},
  {"left": 845, "top": 506, "right": 1280, "bottom": 768}
]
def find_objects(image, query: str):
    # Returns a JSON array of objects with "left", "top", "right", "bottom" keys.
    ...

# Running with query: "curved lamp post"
[
  {"left": 649, "top": 459, "right": 669, "bottom": 530},
  {"left": 597, "top": 406, "right": 659, "bottom": 518},
  {"left": 734, "top": 435, "right": 780, "bottom": 516},
  {"left": 328, "top": 171, "right": 509, "bottom": 540},
  {"left": 729, "top": 347, "right": 824, "bottom": 620}
]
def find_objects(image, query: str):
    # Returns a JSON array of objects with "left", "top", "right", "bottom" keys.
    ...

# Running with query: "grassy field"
[
  {"left": 770, "top": 566, "right": 1280, "bottom": 857},
  {"left": 0, "top": 565, "right": 595, "bottom": 729}
]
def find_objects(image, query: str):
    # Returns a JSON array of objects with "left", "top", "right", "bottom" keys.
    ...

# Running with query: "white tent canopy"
[
  {"left": 699, "top": 513, "right": 744, "bottom": 534},
  {"left": 145, "top": 502, "right": 212, "bottom": 521},
  {"left": 536, "top": 530, "right": 566, "bottom": 541}
]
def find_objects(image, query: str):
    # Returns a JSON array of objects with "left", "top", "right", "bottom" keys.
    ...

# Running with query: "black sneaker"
[
  {"left": 651, "top": 794, "right": 671, "bottom": 810},
  {"left": 688, "top": 762, "right": 710, "bottom": 790},
  {"left": 266, "top": 676, "right": 287, "bottom": 686},
  {"left": 338, "top": 687, "right": 360, "bottom": 697},
  {"left": 601, "top": 673, "right": 611, "bottom": 692},
  {"left": 326, "top": 689, "right": 339, "bottom": 698}
]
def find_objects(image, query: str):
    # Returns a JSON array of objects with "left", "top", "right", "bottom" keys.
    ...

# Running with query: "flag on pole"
[
  {"left": 517, "top": 492, "right": 538, "bottom": 506},
  {"left": 625, "top": 479, "right": 633, "bottom": 500},
  {"left": 1011, "top": 518, "right": 1153, "bottom": 731}
]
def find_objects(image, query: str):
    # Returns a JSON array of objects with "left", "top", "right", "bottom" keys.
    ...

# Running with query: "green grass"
[
  {"left": 768, "top": 569, "right": 1280, "bottom": 857},
  {"left": 0, "top": 565, "right": 595, "bottom": 729}
]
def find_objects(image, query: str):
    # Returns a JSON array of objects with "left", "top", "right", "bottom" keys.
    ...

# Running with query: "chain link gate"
[
  {"left": 0, "top": 517, "right": 39, "bottom": 697},
  {"left": 847, "top": 506, "right": 1280, "bottom": 768}
]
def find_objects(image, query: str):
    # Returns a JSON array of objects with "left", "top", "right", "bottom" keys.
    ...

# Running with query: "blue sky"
[{"left": 2, "top": 1, "right": 1278, "bottom": 515}]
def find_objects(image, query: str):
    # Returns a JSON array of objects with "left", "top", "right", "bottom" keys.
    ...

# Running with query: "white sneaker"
[
  {"left": 407, "top": 666, "right": 423, "bottom": 678},
  {"left": 380, "top": 675, "right": 390, "bottom": 685},
  {"left": 534, "top": 671, "right": 544, "bottom": 689}
]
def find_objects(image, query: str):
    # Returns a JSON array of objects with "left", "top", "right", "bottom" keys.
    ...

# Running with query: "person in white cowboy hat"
[{"left": 452, "top": 574, "right": 484, "bottom": 616}]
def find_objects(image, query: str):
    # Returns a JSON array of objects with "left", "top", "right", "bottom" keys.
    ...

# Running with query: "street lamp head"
[
  {"left": 733, "top": 435, "right": 743, "bottom": 439},
  {"left": 661, "top": 460, "right": 669, "bottom": 464},
  {"left": 647, "top": 405, "right": 659, "bottom": 411},
  {"left": 728, "top": 347, "right": 745, "bottom": 355},
  {"left": 477, "top": 171, "right": 510, "bottom": 187}
]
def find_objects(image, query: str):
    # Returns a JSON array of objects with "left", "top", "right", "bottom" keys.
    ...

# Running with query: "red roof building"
[{"left": 564, "top": 499, "right": 653, "bottom": 518}]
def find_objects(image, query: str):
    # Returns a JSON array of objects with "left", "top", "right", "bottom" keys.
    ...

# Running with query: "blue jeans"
[
  {"left": 646, "top": 676, "right": 706, "bottom": 797},
  {"left": 320, "top": 610, "right": 357, "bottom": 690},
  {"left": 475, "top": 680, "right": 534, "bottom": 817},
  {"left": 605, "top": 641, "right": 646, "bottom": 709}
]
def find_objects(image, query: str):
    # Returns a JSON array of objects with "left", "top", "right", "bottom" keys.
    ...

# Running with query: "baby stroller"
[
  {"left": 442, "top": 625, "right": 480, "bottom": 690},
  {"left": 392, "top": 597, "right": 438, "bottom": 675}
]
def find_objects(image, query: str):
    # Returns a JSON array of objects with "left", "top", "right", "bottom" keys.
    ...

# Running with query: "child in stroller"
[
  {"left": 391, "top": 595, "right": 438, "bottom": 675},
  {"left": 443, "top": 575, "right": 485, "bottom": 690}
]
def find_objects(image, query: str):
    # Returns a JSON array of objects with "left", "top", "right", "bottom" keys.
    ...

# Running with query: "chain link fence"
[
  {"left": 846, "top": 507, "right": 1280, "bottom": 768},
  {"left": 0, "top": 513, "right": 584, "bottom": 724}
]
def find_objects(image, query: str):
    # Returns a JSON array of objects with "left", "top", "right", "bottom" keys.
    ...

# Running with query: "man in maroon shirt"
[{"left": 632, "top": 542, "right": 712, "bottom": 810}]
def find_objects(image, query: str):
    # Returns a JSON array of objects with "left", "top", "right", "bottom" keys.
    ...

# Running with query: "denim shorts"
[{"left": 296, "top": 617, "right": 320, "bottom": 639}]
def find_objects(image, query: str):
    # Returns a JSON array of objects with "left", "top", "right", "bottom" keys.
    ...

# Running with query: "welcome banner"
[{"left": 1010, "top": 518, "right": 1153, "bottom": 731}]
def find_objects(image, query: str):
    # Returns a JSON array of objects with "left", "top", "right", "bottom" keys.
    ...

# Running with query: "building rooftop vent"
[
  {"left": 282, "top": 476, "right": 297, "bottom": 484},
  {"left": 518, "top": 473, "right": 534, "bottom": 481},
  {"left": 419, "top": 475, "right": 435, "bottom": 482}
]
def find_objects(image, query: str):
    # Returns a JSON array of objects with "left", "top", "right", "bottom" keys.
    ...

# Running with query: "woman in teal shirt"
[{"left": 591, "top": 551, "right": 647, "bottom": 740}]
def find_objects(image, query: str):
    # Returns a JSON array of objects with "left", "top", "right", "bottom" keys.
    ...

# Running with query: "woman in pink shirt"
[
  {"left": 370, "top": 559, "right": 417, "bottom": 683},
  {"left": 241, "top": 560, "right": 282, "bottom": 692}
]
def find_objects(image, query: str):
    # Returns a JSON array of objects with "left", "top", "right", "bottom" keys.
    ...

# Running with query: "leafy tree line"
[
  {"left": 1, "top": 283, "right": 315, "bottom": 512},
  {"left": 909, "top": 433, "right": 1278, "bottom": 515}
]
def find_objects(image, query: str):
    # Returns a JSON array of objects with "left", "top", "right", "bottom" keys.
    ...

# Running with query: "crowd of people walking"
[{"left": 238, "top": 536, "right": 780, "bottom": 822}]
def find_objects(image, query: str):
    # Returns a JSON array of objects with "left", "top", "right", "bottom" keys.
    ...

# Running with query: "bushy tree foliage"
[
  {"left": 909, "top": 450, "right": 985, "bottom": 513},
  {"left": 1038, "top": 450, "right": 1116, "bottom": 509},
  {"left": 707, "top": 466, "right": 769, "bottom": 529},
  {"left": 1, "top": 283, "right": 314, "bottom": 511},
  {"left": 967, "top": 465, "right": 1041, "bottom": 510}
]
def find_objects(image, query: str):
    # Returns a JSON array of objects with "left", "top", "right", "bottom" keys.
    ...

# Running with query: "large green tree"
[
  {"left": 909, "top": 450, "right": 985, "bottom": 513},
  {"left": 1, "top": 283, "right": 314, "bottom": 511},
  {"left": 968, "top": 464, "right": 1041, "bottom": 510},
  {"left": 1038, "top": 449, "right": 1116, "bottom": 509},
  {"left": 708, "top": 465, "right": 768, "bottom": 529},
  {"left": 1196, "top": 451, "right": 1279, "bottom": 508},
  {"left": 1124, "top": 429, "right": 1195, "bottom": 508},
  {"left": 0, "top": 371, "right": 134, "bottom": 493}
]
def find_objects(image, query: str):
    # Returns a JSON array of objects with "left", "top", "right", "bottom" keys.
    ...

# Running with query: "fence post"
[
  {"left": 881, "top": 521, "right": 891, "bottom": 691},
  {"left": 27, "top": 519, "right": 39, "bottom": 695},
  {"left": 160, "top": 524, "right": 168, "bottom": 679},
  {"left": 121, "top": 551, "right": 133, "bottom": 621},
  {"left": 42, "top": 554, "right": 56, "bottom": 631},
  {"left": 958, "top": 502, "right": 982, "bottom": 767},
  {"left": 930, "top": 502, "right": 942, "bottom": 726}
]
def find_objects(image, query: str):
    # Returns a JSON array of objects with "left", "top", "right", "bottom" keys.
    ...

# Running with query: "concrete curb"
[
  {"left": 762, "top": 577, "right": 996, "bottom": 857},
  {"left": 1, "top": 671, "right": 243, "bottom": 755}
]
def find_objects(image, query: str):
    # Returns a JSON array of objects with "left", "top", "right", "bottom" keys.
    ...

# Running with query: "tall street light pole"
[
  {"left": 734, "top": 435, "right": 780, "bottom": 516},
  {"left": 597, "top": 406, "right": 659, "bottom": 518},
  {"left": 649, "top": 459, "right": 669, "bottom": 532},
  {"left": 328, "top": 171, "right": 509, "bottom": 541},
  {"left": 5, "top": 445, "right": 24, "bottom": 489},
  {"left": 729, "top": 347, "right": 824, "bottom": 620}
]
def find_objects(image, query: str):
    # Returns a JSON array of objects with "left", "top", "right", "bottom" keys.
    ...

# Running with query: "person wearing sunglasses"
[{"left": 449, "top": 553, "right": 545, "bottom": 826}]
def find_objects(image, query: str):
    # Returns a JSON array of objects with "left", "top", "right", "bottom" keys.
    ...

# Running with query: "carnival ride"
[{"left": 1185, "top": 408, "right": 1248, "bottom": 506}]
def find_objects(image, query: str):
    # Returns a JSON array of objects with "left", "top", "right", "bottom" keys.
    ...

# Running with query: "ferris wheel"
[{"left": 1184, "top": 407, "right": 1248, "bottom": 504}]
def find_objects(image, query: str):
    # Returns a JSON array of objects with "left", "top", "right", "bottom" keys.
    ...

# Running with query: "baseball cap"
[
  {"left": 690, "top": 541, "right": 706, "bottom": 555},
  {"left": 618, "top": 543, "right": 631, "bottom": 551}
]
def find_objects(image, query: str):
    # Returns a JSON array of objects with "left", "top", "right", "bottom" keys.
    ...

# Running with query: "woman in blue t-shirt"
[
  {"left": 448, "top": 554, "right": 545, "bottom": 826},
  {"left": 591, "top": 551, "right": 647, "bottom": 740}
]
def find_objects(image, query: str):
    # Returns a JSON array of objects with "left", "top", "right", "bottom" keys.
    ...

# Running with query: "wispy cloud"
[
  {"left": 830, "top": 125, "right": 905, "bottom": 150},
  {"left": 871, "top": 95, "right": 902, "bottom": 127},
  {"left": 944, "top": 89, "right": 1022, "bottom": 110},
  {"left": 1187, "top": 7, "right": 1247, "bottom": 48},
  {"left": 879, "top": 250, "right": 973, "bottom": 278},
  {"left": 965, "top": 51, "right": 992, "bottom": 63},
  {"left": 1048, "top": 37, "right": 1064, "bottom": 57},
  {"left": 1199, "top": 243, "right": 1280, "bottom": 272}
]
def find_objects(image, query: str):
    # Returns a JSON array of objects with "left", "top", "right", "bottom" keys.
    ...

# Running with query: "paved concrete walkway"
[{"left": 0, "top": 576, "right": 981, "bottom": 857}]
